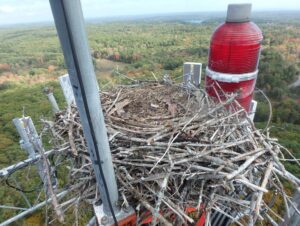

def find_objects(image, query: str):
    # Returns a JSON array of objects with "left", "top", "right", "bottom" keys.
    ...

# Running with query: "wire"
[
  {"left": 2, "top": 157, "right": 43, "bottom": 193},
  {"left": 59, "top": 2, "right": 119, "bottom": 225},
  {"left": 254, "top": 88, "right": 273, "bottom": 133},
  {"left": 6, "top": 175, "right": 43, "bottom": 193}
]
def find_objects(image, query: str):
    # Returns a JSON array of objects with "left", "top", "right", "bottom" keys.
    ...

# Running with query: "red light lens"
[{"left": 205, "top": 21, "right": 262, "bottom": 112}]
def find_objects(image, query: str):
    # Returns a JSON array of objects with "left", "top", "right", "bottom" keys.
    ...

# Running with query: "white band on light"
[{"left": 206, "top": 67, "right": 258, "bottom": 83}]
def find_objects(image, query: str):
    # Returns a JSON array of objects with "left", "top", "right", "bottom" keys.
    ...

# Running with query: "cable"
[
  {"left": 254, "top": 88, "right": 273, "bottom": 133},
  {"left": 60, "top": 2, "right": 118, "bottom": 225},
  {"left": 6, "top": 174, "right": 43, "bottom": 193}
]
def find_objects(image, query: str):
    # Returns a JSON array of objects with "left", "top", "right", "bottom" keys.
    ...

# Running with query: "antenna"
[{"left": 13, "top": 117, "right": 57, "bottom": 194}]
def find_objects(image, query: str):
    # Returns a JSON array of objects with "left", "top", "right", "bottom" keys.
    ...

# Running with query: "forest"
[{"left": 0, "top": 11, "right": 299, "bottom": 225}]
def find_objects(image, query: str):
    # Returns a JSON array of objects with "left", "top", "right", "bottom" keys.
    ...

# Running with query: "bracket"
[
  {"left": 183, "top": 62, "right": 202, "bottom": 88},
  {"left": 93, "top": 203, "right": 136, "bottom": 226}
]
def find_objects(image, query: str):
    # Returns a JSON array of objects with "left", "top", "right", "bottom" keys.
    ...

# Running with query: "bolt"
[
  {"left": 101, "top": 216, "right": 109, "bottom": 225},
  {"left": 95, "top": 200, "right": 102, "bottom": 206},
  {"left": 123, "top": 206, "right": 130, "bottom": 213}
]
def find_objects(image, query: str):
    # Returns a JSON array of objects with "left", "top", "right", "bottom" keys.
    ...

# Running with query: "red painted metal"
[
  {"left": 139, "top": 207, "right": 206, "bottom": 225},
  {"left": 186, "top": 207, "right": 206, "bottom": 226},
  {"left": 117, "top": 212, "right": 137, "bottom": 226}
]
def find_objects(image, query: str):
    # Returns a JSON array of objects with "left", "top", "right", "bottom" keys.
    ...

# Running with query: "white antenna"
[{"left": 59, "top": 74, "right": 75, "bottom": 107}]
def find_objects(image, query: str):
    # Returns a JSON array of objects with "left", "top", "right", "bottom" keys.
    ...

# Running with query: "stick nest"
[{"left": 46, "top": 81, "right": 300, "bottom": 225}]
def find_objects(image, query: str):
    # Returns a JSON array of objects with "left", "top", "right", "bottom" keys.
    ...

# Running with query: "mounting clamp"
[{"left": 93, "top": 202, "right": 137, "bottom": 226}]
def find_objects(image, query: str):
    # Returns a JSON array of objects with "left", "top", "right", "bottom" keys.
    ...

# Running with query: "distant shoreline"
[{"left": 1, "top": 10, "right": 300, "bottom": 28}]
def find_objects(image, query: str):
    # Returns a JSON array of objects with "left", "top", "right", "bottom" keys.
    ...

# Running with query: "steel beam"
[{"left": 49, "top": 0, "right": 119, "bottom": 216}]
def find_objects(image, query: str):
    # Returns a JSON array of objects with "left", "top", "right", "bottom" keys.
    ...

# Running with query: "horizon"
[
  {"left": 0, "top": 9, "right": 300, "bottom": 28},
  {"left": 1, "top": 0, "right": 300, "bottom": 26}
]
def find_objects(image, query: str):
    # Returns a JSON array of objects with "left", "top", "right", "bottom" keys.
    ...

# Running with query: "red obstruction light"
[{"left": 205, "top": 4, "right": 263, "bottom": 112}]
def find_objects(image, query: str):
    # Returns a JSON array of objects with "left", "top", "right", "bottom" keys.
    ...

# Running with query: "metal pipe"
[
  {"left": 43, "top": 87, "right": 60, "bottom": 113},
  {"left": 0, "top": 148, "right": 61, "bottom": 178},
  {"left": 86, "top": 216, "right": 96, "bottom": 226},
  {"left": 13, "top": 118, "right": 35, "bottom": 156},
  {"left": 49, "top": 0, "right": 119, "bottom": 216},
  {"left": 0, "top": 205, "right": 28, "bottom": 211},
  {"left": 47, "top": 93, "right": 60, "bottom": 113},
  {"left": 0, "top": 190, "right": 68, "bottom": 226},
  {"left": 280, "top": 187, "right": 300, "bottom": 226}
]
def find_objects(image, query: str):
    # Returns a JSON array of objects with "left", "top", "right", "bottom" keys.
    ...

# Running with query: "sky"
[{"left": 0, "top": 0, "right": 300, "bottom": 25}]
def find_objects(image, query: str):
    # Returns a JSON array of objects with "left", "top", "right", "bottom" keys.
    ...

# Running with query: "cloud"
[{"left": 0, "top": 5, "right": 15, "bottom": 14}]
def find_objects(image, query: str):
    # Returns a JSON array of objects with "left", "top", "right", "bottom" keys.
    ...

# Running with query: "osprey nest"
[{"left": 44, "top": 81, "right": 300, "bottom": 226}]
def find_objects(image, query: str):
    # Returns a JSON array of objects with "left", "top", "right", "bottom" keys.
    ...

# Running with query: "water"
[{"left": 186, "top": 20, "right": 203, "bottom": 24}]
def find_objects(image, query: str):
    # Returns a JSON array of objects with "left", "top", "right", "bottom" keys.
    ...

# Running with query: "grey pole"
[
  {"left": 13, "top": 118, "right": 36, "bottom": 158},
  {"left": 47, "top": 93, "right": 60, "bottom": 113},
  {"left": 43, "top": 87, "right": 60, "bottom": 113},
  {"left": 49, "top": 0, "right": 119, "bottom": 216},
  {"left": 280, "top": 187, "right": 300, "bottom": 226},
  {"left": 86, "top": 216, "right": 96, "bottom": 226}
]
